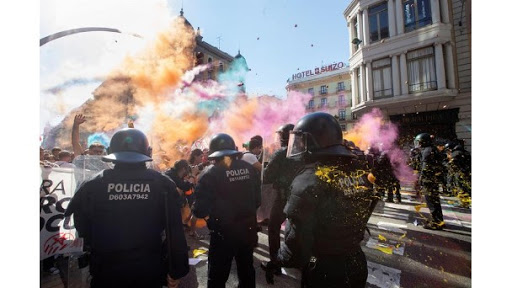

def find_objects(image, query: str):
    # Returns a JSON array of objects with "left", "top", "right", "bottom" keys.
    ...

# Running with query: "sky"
[{"left": 39, "top": 0, "right": 352, "bottom": 134}]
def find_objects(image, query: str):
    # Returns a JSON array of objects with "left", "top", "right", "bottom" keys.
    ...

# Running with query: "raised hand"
[{"left": 74, "top": 114, "right": 86, "bottom": 126}]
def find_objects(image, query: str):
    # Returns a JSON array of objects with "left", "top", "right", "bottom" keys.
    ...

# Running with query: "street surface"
[{"left": 41, "top": 188, "right": 471, "bottom": 288}]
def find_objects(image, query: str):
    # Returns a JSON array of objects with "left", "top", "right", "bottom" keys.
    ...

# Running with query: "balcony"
[{"left": 333, "top": 101, "right": 350, "bottom": 108}]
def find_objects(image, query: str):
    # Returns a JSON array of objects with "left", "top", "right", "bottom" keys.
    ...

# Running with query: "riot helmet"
[
  {"left": 208, "top": 133, "right": 241, "bottom": 159},
  {"left": 102, "top": 128, "right": 152, "bottom": 164},
  {"left": 444, "top": 141, "right": 457, "bottom": 151},
  {"left": 453, "top": 139, "right": 465, "bottom": 151},
  {"left": 286, "top": 112, "right": 354, "bottom": 159},
  {"left": 414, "top": 133, "right": 432, "bottom": 148},
  {"left": 276, "top": 123, "right": 294, "bottom": 147}
]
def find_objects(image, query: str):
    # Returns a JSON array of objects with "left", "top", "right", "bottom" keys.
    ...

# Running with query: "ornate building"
[
  {"left": 286, "top": 62, "right": 356, "bottom": 131},
  {"left": 344, "top": 0, "right": 471, "bottom": 150}
]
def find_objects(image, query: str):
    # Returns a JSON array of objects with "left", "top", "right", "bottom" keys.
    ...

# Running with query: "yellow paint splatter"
[
  {"left": 400, "top": 233, "right": 407, "bottom": 239},
  {"left": 376, "top": 246, "right": 393, "bottom": 255},
  {"left": 193, "top": 248, "right": 208, "bottom": 258},
  {"left": 414, "top": 203, "right": 427, "bottom": 212},
  {"left": 378, "top": 234, "right": 387, "bottom": 241}
]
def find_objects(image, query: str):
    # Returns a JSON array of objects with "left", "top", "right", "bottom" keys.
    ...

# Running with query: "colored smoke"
[
  {"left": 345, "top": 108, "right": 417, "bottom": 183},
  {"left": 44, "top": 15, "right": 312, "bottom": 170}
]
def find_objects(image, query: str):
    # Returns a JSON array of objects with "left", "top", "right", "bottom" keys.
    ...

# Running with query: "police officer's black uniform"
[
  {"left": 192, "top": 133, "right": 261, "bottom": 288},
  {"left": 447, "top": 142, "right": 471, "bottom": 207},
  {"left": 66, "top": 128, "right": 189, "bottom": 288},
  {"left": 373, "top": 150, "right": 401, "bottom": 203},
  {"left": 415, "top": 133, "right": 445, "bottom": 230},
  {"left": 261, "top": 124, "right": 303, "bottom": 276},
  {"left": 267, "top": 112, "right": 377, "bottom": 287}
]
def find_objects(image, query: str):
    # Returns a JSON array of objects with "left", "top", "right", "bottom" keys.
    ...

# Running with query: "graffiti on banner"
[{"left": 40, "top": 166, "right": 82, "bottom": 260}]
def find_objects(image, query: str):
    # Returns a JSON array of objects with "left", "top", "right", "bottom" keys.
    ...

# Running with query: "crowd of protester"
[{"left": 39, "top": 113, "right": 471, "bottom": 287}]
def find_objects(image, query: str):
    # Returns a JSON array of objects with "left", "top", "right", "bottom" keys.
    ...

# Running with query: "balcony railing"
[
  {"left": 408, "top": 81, "right": 437, "bottom": 93},
  {"left": 373, "top": 88, "right": 393, "bottom": 99}
]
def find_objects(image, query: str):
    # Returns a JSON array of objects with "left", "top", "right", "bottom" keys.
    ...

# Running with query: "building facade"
[
  {"left": 286, "top": 62, "right": 356, "bottom": 131},
  {"left": 344, "top": 0, "right": 471, "bottom": 151},
  {"left": 179, "top": 9, "right": 245, "bottom": 84}
]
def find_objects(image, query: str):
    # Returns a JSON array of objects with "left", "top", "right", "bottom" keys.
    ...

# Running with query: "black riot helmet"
[
  {"left": 453, "top": 139, "right": 465, "bottom": 151},
  {"left": 286, "top": 112, "right": 354, "bottom": 159},
  {"left": 208, "top": 133, "right": 241, "bottom": 159},
  {"left": 276, "top": 123, "right": 294, "bottom": 147},
  {"left": 444, "top": 141, "right": 457, "bottom": 151},
  {"left": 102, "top": 128, "right": 152, "bottom": 164},
  {"left": 414, "top": 133, "right": 433, "bottom": 148}
]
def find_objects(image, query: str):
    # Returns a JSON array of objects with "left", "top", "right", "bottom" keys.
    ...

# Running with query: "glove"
[{"left": 261, "top": 261, "right": 278, "bottom": 284}]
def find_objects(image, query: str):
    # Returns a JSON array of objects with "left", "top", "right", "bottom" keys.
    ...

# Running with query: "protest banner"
[
  {"left": 40, "top": 156, "right": 111, "bottom": 260},
  {"left": 40, "top": 166, "right": 82, "bottom": 260}
]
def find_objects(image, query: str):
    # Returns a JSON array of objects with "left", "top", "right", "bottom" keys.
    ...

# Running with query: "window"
[
  {"left": 196, "top": 52, "right": 204, "bottom": 65},
  {"left": 337, "top": 82, "right": 345, "bottom": 91},
  {"left": 372, "top": 58, "right": 393, "bottom": 98},
  {"left": 219, "top": 63, "right": 224, "bottom": 72},
  {"left": 338, "top": 109, "right": 346, "bottom": 120},
  {"left": 320, "top": 85, "right": 328, "bottom": 94},
  {"left": 320, "top": 98, "right": 327, "bottom": 107},
  {"left": 207, "top": 70, "right": 213, "bottom": 80},
  {"left": 403, "top": 0, "right": 432, "bottom": 32},
  {"left": 353, "top": 19, "right": 360, "bottom": 50},
  {"left": 208, "top": 57, "right": 213, "bottom": 64},
  {"left": 308, "top": 88, "right": 314, "bottom": 96},
  {"left": 308, "top": 100, "right": 315, "bottom": 109},
  {"left": 338, "top": 95, "right": 347, "bottom": 107},
  {"left": 352, "top": 113, "right": 358, "bottom": 120},
  {"left": 369, "top": 2, "right": 389, "bottom": 43},
  {"left": 407, "top": 46, "right": 437, "bottom": 93},
  {"left": 340, "top": 124, "right": 346, "bottom": 131},
  {"left": 356, "top": 68, "right": 361, "bottom": 104}
]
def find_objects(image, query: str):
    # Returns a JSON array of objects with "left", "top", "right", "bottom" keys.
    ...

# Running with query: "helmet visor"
[
  {"left": 414, "top": 139, "right": 421, "bottom": 148},
  {"left": 286, "top": 132, "right": 306, "bottom": 158}
]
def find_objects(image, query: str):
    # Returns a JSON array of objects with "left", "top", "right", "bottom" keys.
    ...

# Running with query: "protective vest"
[
  {"left": 193, "top": 159, "right": 261, "bottom": 244},
  {"left": 68, "top": 164, "right": 189, "bottom": 280},
  {"left": 419, "top": 146, "right": 444, "bottom": 187},
  {"left": 279, "top": 157, "right": 375, "bottom": 268}
]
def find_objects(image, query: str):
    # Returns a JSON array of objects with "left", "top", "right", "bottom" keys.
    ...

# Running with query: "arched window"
[{"left": 196, "top": 52, "right": 204, "bottom": 65}]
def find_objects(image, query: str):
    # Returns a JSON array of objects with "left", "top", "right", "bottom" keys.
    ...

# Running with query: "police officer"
[
  {"left": 444, "top": 141, "right": 457, "bottom": 196},
  {"left": 447, "top": 140, "right": 471, "bottom": 207},
  {"left": 66, "top": 128, "right": 189, "bottom": 288},
  {"left": 192, "top": 133, "right": 261, "bottom": 288},
  {"left": 265, "top": 112, "right": 377, "bottom": 287},
  {"left": 260, "top": 123, "right": 303, "bottom": 279},
  {"left": 414, "top": 133, "right": 445, "bottom": 230},
  {"left": 371, "top": 146, "right": 401, "bottom": 203}
]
